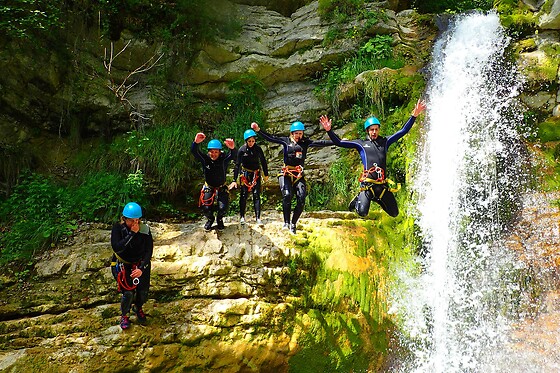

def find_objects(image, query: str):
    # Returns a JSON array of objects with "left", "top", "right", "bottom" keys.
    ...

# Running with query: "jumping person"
[
  {"left": 251, "top": 121, "right": 333, "bottom": 234},
  {"left": 320, "top": 99, "right": 426, "bottom": 217},
  {"left": 231, "top": 129, "right": 269, "bottom": 225},
  {"left": 191, "top": 133, "right": 236, "bottom": 231},
  {"left": 110, "top": 202, "right": 153, "bottom": 330}
]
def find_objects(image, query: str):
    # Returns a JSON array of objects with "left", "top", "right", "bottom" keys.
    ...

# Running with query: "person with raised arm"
[
  {"left": 191, "top": 133, "right": 236, "bottom": 231},
  {"left": 319, "top": 99, "right": 426, "bottom": 217},
  {"left": 251, "top": 121, "right": 333, "bottom": 234},
  {"left": 231, "top": 129, "right": 269, "bottom": 226}
]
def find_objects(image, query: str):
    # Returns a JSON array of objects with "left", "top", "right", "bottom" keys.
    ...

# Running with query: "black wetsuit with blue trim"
[
  {"left": 258, "top": 129, "right": 333, "bottom": 227},
  {"left": 326, "top": 115, "right": 417, "bottom": 217},
  {"left": 191, "top": 142, "right": 236, "bottom": 224}
]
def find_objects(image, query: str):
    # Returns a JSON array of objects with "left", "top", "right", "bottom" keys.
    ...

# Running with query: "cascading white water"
[{"left": 398, "top": 12, "right": 531, "bottom": 372}]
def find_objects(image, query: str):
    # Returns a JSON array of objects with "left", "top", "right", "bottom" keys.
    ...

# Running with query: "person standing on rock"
[
  {"left": 110, "top": 202, "right": 153, "bottom": 330},
  {"left": 320, "top": 99, "right": 426, "bottom": 217},
  {"left": 191, "top": 133, "right": 236, "bottom": 231},
  {"left": 230, "top": 129, "right": 269, "bottom": 226},
  {"left": 251, "top": 121, "right": 333, "bottom": 234}
]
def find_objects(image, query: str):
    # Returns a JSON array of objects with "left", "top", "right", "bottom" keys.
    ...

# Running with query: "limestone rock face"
[
  {"left": 184, "top": 1, "right": 404, "bottom": 128},
  {"left": 0, "top": 212, "right": 372, "bottom": 372},
  {"left": 540, "top": 0, "right": 560, "bottom": 29}
]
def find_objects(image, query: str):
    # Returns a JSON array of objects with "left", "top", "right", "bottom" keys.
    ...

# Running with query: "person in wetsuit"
[
  {"left": 251, "top": 120, "right": 333, "bottom": 234},
  {"left": 191, "top": 133, "right": 236, "bottom": 231},
  {"left": 231, "top": 129, "right": 269, "bottom": 225},
  {"left": 110, "top": 202, "right": 153, "bottom": 330},
  {"left": 320, "top": 99, "right": 426, "bottom": 217}
]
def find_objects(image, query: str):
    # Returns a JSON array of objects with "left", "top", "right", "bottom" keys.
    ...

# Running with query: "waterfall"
[{"left": 398, "top": 12, "right": 532, "bottom": 372}]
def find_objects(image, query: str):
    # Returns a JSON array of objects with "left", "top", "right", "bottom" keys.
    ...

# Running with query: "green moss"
[
  {"left": 287, "top": 212, "right": 418, "bottom": 371},
  {"left": 538, "top": 119, "right": 560, "bottom": 142}
]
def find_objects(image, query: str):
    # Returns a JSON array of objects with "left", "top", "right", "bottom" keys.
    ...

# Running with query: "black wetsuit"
[
  {"left": 110, "top": 222, "right": 153, "bottom": 317},
  {"left": 233, "top": 143, "right": 269, "bottom": 220},
  {"left": 326, "top": 116, "right": 417, "bottom": 217},
  {"left": 191, "top": 142, "right": 236, "bottom": 223},
  {"left": 258, "top": 129, "right": 333, "bottom": 226}
]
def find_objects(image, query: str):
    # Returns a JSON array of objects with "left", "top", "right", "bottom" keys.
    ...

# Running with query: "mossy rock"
[{"left": 538, "top": 118, "right": 560, "bottom": 142}]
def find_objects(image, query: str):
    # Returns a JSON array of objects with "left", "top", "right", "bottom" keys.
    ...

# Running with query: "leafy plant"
[
  {"left": 360, "top": 35, "right": 393, "bottom": 60},
  {"left": 0, "top": 170, "right": 148, "bottom": 264},
  {"left": 0, "top": 0, "right": 63, "bottom": 39},
  {"left": 411, "top": 0, "right": 493, "bottom": 13}
]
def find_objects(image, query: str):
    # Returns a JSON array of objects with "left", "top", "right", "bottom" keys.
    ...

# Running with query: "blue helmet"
[
  {"left": 207, "top": 139, "right": 222, "bottom": 150},
  {"left": 290, "top": 121, "right": 305, "bottom": 132},
  {"left": 364, "top": 117, "right": 381, "bottom": 130},
  {"left": 123, "top": 202, "right": 142, "bottom": 218},
  {"left": 243, "top": 129, "right": 257, "bottom": 141}
]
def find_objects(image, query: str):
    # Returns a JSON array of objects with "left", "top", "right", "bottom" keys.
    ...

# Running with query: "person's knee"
[
  {"left": 356, "top": 206, "right": 369, "bottom": 217},
  {"left": 122, "top": 291, "right": 134, "bottom": 303},
  {"left": 387, "top": 208, "right": 399, "bottom": 217}
]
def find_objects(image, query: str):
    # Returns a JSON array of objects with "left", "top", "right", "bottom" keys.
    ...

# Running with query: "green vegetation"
[
  {"left": 412, "top": 0, "right": 493, "bottom": 13},
  {"left": 315, "top": 35, "right": 406, "bottom": 114},
  {"left": 287, "top": 217, "right": 418, "bottom": 371},
  {"left": 0, "top": 171, "right": 145, "bottom": 264},
  {"left": 0, "top": 0, "right": 63, "bottom": 39},
  {"left": 495, "top": 0, "right": 538, "bottom": 38}
]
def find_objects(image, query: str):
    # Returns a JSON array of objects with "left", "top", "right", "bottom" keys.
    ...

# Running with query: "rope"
[
  {"left": 359, "top": 164, "right": 385, "bottom": 183},
  {"left": 116, "top": 263, "right": 138, "bottom": 292},
  {"left": 280, "top": 165, "right": 303, "bottom": 182},
  {"left": 240, "top": 168, "right": 259, "bottom": 192},
  {"left": 199, "top": 183, "right": 218, "bottom": 207}
]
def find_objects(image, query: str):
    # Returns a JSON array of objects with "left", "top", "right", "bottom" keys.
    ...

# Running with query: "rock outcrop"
[{"left": 0, "top": 210, "right": 397, "bottom": 372}]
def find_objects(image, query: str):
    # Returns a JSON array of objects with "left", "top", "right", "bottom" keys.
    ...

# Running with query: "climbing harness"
[
  {"left": 240, "top": 167, "right": 260, "bottom": 192},
  {"left": 198, "top": 183, "right": 226, "bottom": 207},
  {"left": 280, "top": 165, "right": 303, "bottom": 182},
  {"left": 358, "top": 164, "right": 400, "bottom": 198},
  {"left": 359, "top": 164, "right": 385, "bottom": 183},
  {"left": 112, "top": 259, "right": 140, "bottom": 292}
]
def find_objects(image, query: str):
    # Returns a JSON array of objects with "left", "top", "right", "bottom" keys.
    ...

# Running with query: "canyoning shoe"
[
  {"left": 282, "top": 222, "right": 290, "bottom": 230},
  {"left": 204, "top": 218, "right": 214, "bottom": 231},
  {"left": 240, "top": 217, "right": 245, "bottom": 225},
  {"left": 120, "top": 315, "right": 130, "bottom": 330},
  {"left": 289, "top": 224, "right": 297, "bottom": 235},
  {"left": 256, "top": 218, "right": 264, "bottom": 226},
  {"left": 216, "top": 219, "right": 225, "bottom": 230},
  {"left": 133, "top": 306, "right": 147, "bottom": 324}
]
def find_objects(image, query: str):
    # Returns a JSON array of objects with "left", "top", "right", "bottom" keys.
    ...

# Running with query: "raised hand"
[
  {"left": 319, "top": 115, "right": 332, "bottom": 131},
  {"left": 412, "top": 99, "right": 427, "bottom": 117},
  {"left": 251, "top": 122, "right": 260, "bottom": 132},
  {"left": 194, "top": 132, "right": 206, "bottom": 143},
  {"left": 224, "top": 138, "right": 235, "bottom": 149}
]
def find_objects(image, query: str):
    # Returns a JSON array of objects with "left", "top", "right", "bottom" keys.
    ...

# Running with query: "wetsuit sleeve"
[
  {"left": 190, "top": 141, "right": 205, "bottom": 163},
  {"left": 110, "top": 223, "right": 134, "bottom": 256},
  {"left": 258, "top": 129, "right": 286, "bottom": 146},
  {"left": 258, "top": 146, "right": 269, "bottom": 176},
  {"left": 309, "top": 138, "right": 334, "bottom": 147},
  {"left": 138, "top": 230, "right": 153, "bottom": 270},
  {"left": 386, "top": 116, "right": 416, "bottom": 148},
  {"left": 326, "top": 130, "right": 361, "bottom": 150}
]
